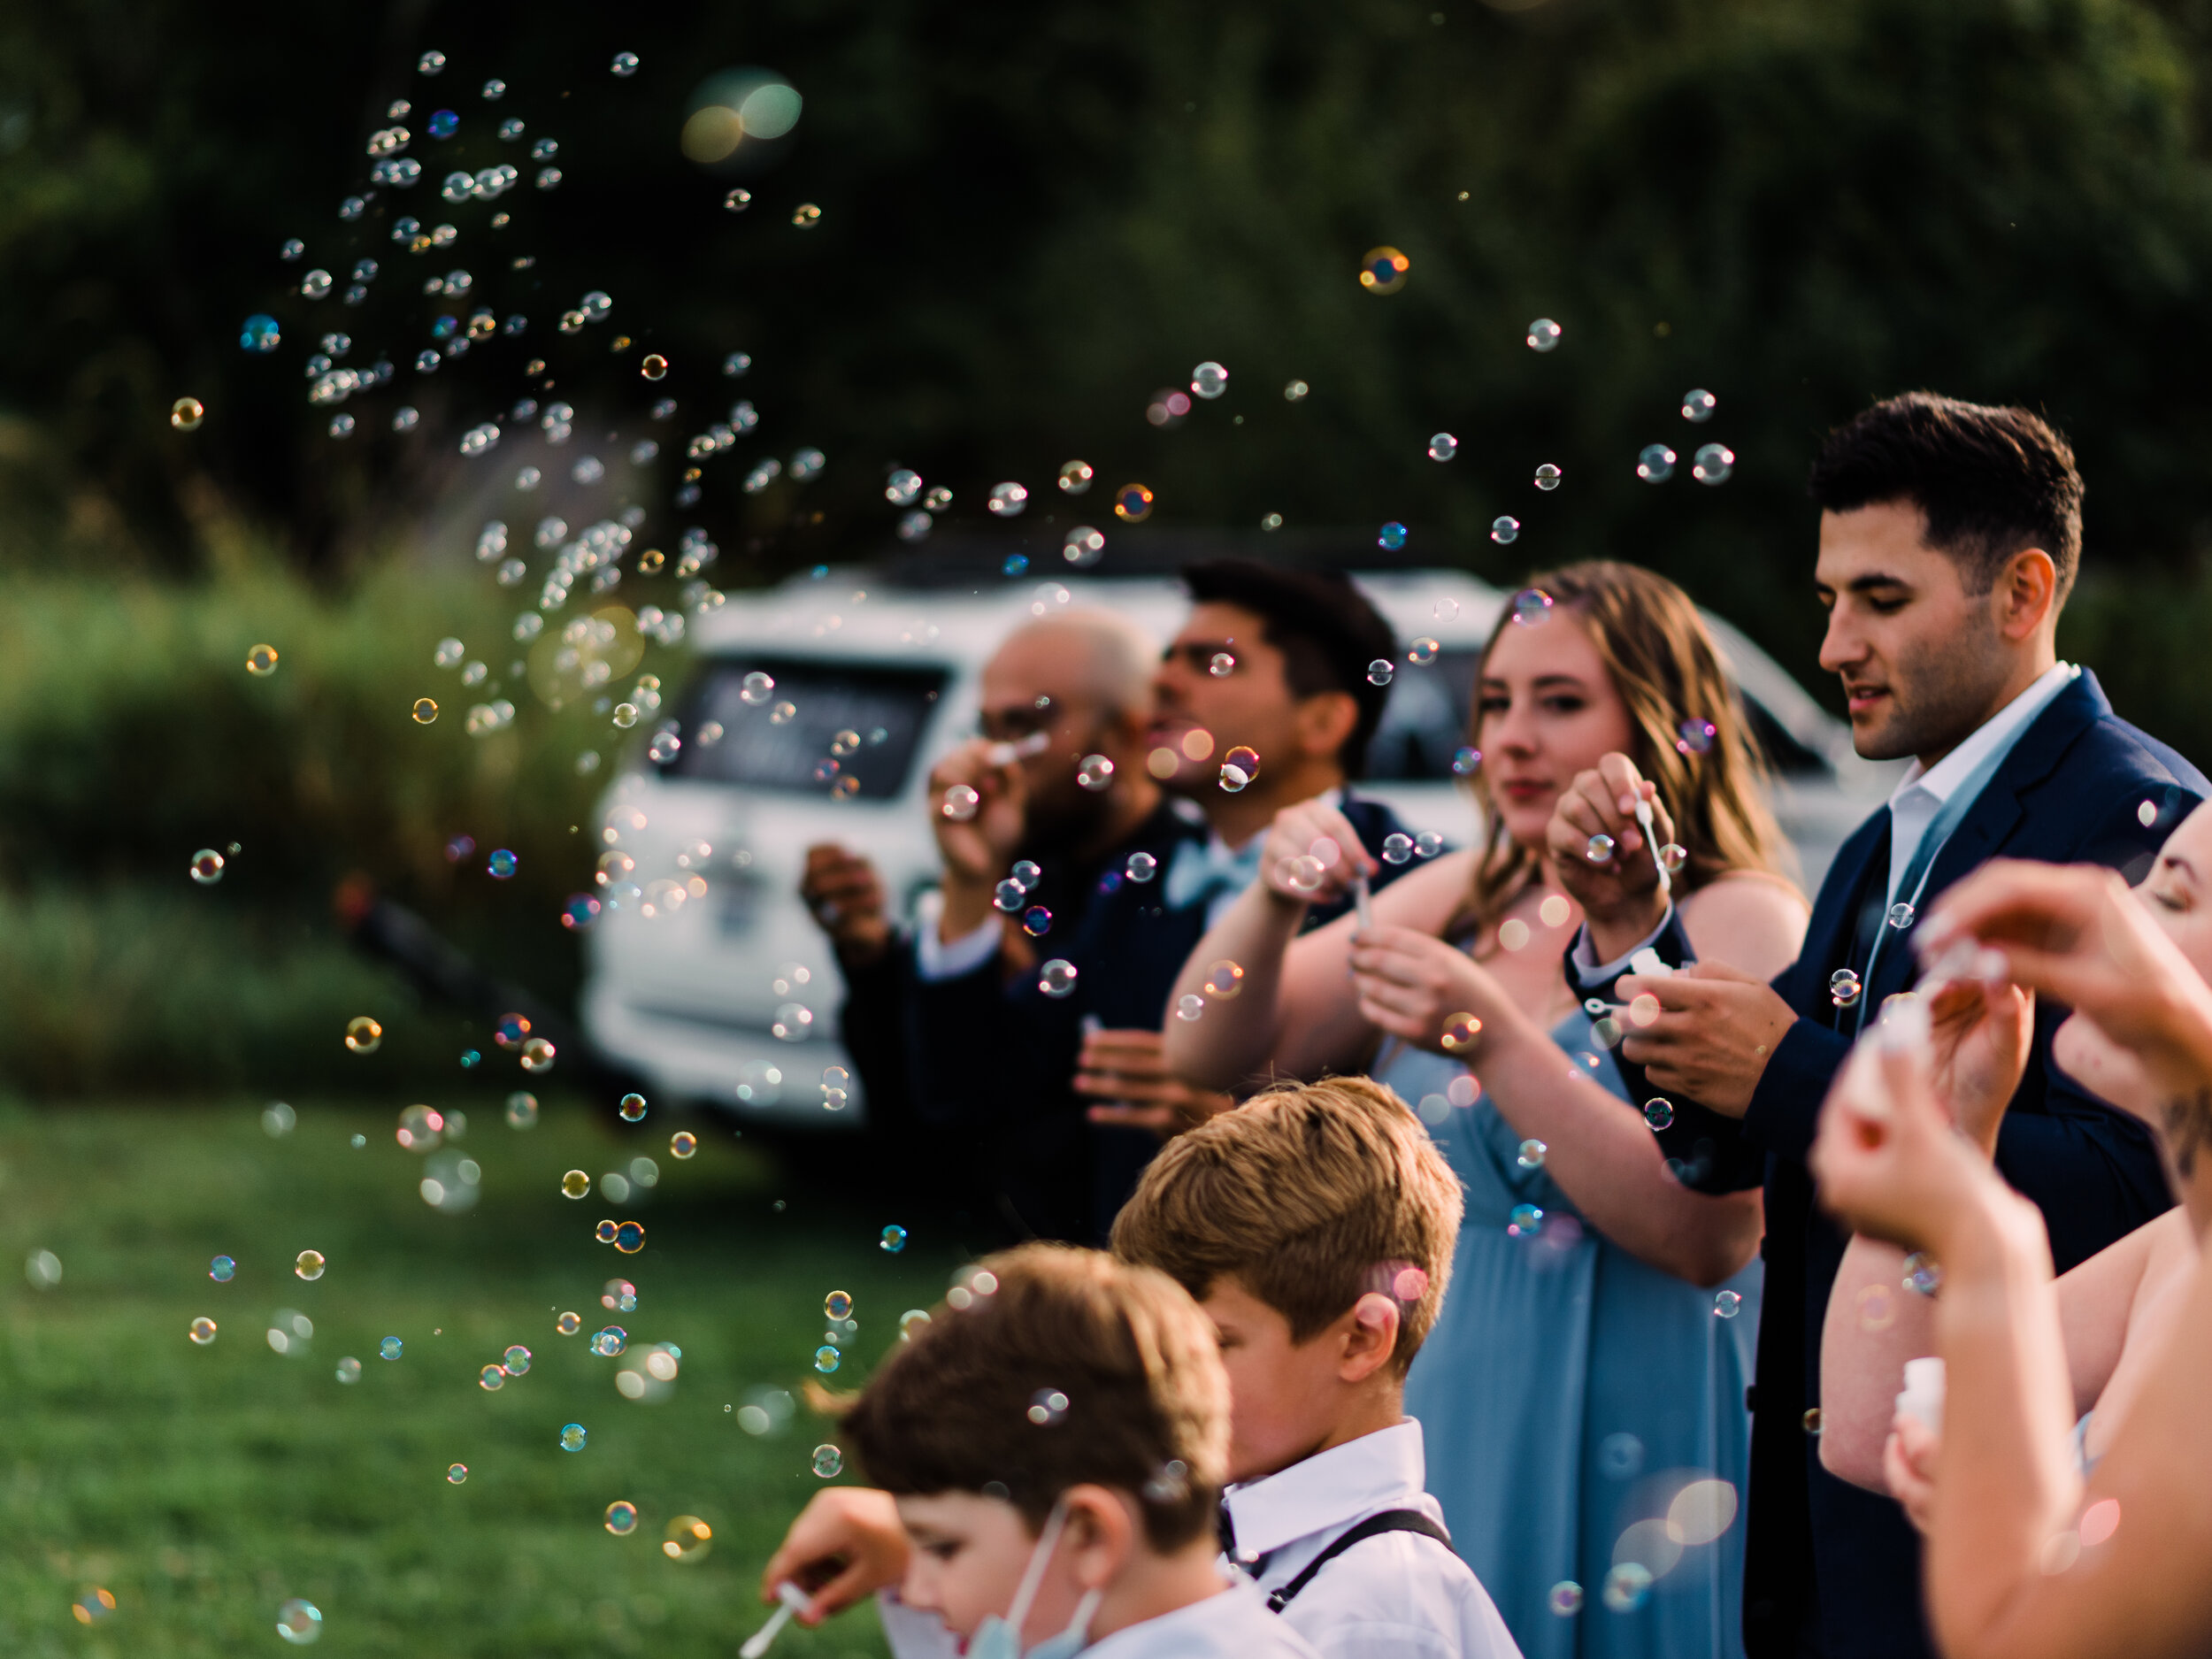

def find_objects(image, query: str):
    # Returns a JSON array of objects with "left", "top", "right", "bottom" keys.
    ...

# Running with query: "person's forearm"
[
  {"left": 1819, "top": 1236, "right": 1939, "bottom": 1491},
  {"left": 1476, "top": 1014, "right": 1763, "bottom": 1286},
  {"left": 1161, "top": 880, "right": 1310, "bottom": 1089},
  {"left": 1924, "top": 1187, "right": 2080, "bottom": 1659}
]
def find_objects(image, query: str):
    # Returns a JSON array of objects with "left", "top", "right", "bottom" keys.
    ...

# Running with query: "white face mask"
[{"left": 967, "top": 1497, "right": 1104, "bottom": 1659}]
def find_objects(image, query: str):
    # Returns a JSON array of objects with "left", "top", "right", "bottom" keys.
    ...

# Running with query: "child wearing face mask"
[
  {"left": 779, "top": 1243, "right": 1318, "bottom": 1659},
  {"left": 760, "top": 1081, "right": 1518, "bottom": 1659}
]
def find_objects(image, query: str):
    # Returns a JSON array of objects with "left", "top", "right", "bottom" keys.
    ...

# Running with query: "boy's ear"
[
  {"left": 1338, "top": 1293, "right": 1401, "bottom": 1384},
  {"left": 1064, "top": 1484, "right": 1138, "bottom": 1588}
]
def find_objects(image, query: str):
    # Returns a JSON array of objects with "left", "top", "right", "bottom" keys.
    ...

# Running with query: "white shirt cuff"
[
  {"left": 1570, "top": 902, "right": 1676, "bottom": 981},
  {"left": 912, "top": 889, "right": 1003, "bottom": 982}
]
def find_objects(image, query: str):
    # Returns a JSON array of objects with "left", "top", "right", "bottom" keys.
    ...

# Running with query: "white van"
[{"left": 580, "top": 558, "right": 1888, "bottom": 1122}]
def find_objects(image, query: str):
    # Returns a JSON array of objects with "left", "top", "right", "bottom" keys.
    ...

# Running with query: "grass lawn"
[{"left": 0, "top": 1094, "right": 967, "bottom": 1657}]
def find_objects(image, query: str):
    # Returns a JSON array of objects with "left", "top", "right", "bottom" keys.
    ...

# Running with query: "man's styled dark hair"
[
  {"left": 1807, "top": 392, "right": 2083, "bottom": 603},
  {"left": 1180, "top": 559, "right": 1398, "bottom": 778}
]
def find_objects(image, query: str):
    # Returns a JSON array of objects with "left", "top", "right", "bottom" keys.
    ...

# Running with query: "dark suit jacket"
[
  {"left": 1736, "top": 671, "right": 2203, "bottom": 1658},
  {"left": 889, "top": 791, "right": 1424, "bottom": 1244}
]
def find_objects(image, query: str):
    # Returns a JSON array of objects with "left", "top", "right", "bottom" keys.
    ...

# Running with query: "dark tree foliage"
[{"left": 4, "top": 0, "right": 2212, "bottom": 675}]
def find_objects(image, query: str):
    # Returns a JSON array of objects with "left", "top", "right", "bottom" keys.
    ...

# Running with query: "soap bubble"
[
  {"left": 503, "top": 1345, "right": 531, "bottom": 1375},
  {"left": 1658, "top": 842, "right": 1688, "bottom": 873},
  {"left": 881, "top": 1225, "right": 909, "bottom": 1253},
  {"left": 1382, "top": 833, "right": 1415, "bottom": 865},
  {"left": 1586, "top": 833, "right": 1616, "bottom": 864},
  {"left": 1903, "top": 1252, "right": 1942, "bottom": 1295},
  {"left": 1114, "top": 483, "right": 1155, "bottom": 522},
  {"left": 1830, "top": 969, "right": 1863, "bottom": 1009},
  {"left": 190, "top": 849, "right": 226, "bottom": 885},
  {"left": 487, "top": 848, "right": 518, "bottom": 879},
  {"left": 618, "top": 1092, "right": 648, "bottom": 1122},
  {"left": 1508, "top": 1202, "right": 1545, "bottom": 1237},
  {"left": 171, "top": 396, "right": 205, "bottom": 431},
  {"left": 380, "top": 1336, "right": 403, "bottom": 1360},
  {"left": 246, "top": 643, "right": 280, "bottom": 676},
  {"left": 1175, "top": 994, "right": 1205, "bottom": 1022},
  {"left": 335, "top": 1356, "right": 361, "bottom": 1383},
  {"left": 276, "top": 1598, "right": 324, "bottom": 1644},
  {"left": 1517, "top": 1139, "right": 1547, "bottom": 1169},
  {"left": 1408, "top": 638, "right": 1440, "bottom": 667},
  {"left": 557, "top": 1311, "right": 582, "bottom": 1335},
  {"left": 1490, "top": 516, "right": 1520, "bottom": 545},
  {"left": 412, "top": 697, "right": 438, "bottom": 724},
  {"left": 603, "top": 1279, "right": 637, "bottom": 1313},
  {"left": 1027, "top": 1388, "right": 1071, "bottom": 1425},
  {"left": 1887, "top": 902, "right": 1916, "bottom": 930},
  {"left": 1675, "top": 718, "right": 1717, "bottom": 756},
  {"left": 344, "top": 1016, "right": 382, "bottom": 1054},
  {"left": 1548, "top": 1581, "right": 1585, "bottom": 1617},
  {"left": 1191, "top": 361, "right": 1228, "bottom": 398},
  {"left": 1378, "top": 521, "right": 1408, "bottom": 550},
  {"left": 1637, "top": 444, "right": 1677, "bottom": 482},
  {"left": 1359, "top": 247, "right": 1409, "bottom": 293},
  {"left": 1058, "top": 459, "right": 1094, "bottom": 494},
  {"left": 1693, "top": 443, "right": 1734, "bottom": 485},
  {"left": 1602, "top": 1562, "right": 1653, "bottom": 1613},
  {"left": 1202, "top": 960, "right": 1245, "bottom": 999},
  {"left": 1644, "top": 1098, "right": 1674, "bottom": 1131},
  {"left": 814, "top": 1345, "right": 841, "bottom": 1372},
  {"left": 241, "top": 312, "right": 281, "bottom": 353},
  {"left": 988, "top": 481, "right": 1029, "bottom": 518},
  {"left": 1368, "top": 658, "right": 1394, "bottom": 687},
  {"left": 1441, "top": 1013, "right": 1482, "bottom": 1050},
  {"left": 1428, "top": 433, "right": 1457, "bottom": 462},
  {"left": 1533, "top": 463, "right": 1563, "bottom": 491},
  {"left": 1714, "top": 1289, "right": 1743, "bottom": 1319},
  {"left": 190, "top": 1316, "right": 219, "bottom": 1345},
  {"left": 1681, "top": 388, "right": 1717, "bottom": 422},
  {"left": 1039, "top": 959, "right": 1079, "bottom": 998},
  {"left": 611, "top": 51, "right": 640, "bottom": 76},
  {"left": 1525, "top": 318, "right": 1563, "bottom": 350},
  {"left": 614, "top": 1221, "right": 645, "bottom": 1254},
  {"left": 941, "top": 785, "right": 980, "bottom": 821},
  {"left": 1126, "top": 851, "right": 1157, "bottom": 882},
  {"left": 671, "top": 1132, "right": 697, "bottom": 1158},
  {"left": 1219, "top": 746, "right": 1259, "bottom": 791},
  {"left": 520, "top": 1037, "right": 556, "bottom": 1071},
  {"left": 295, "top": 1250, "right": 326, "bottom": 1281},
  {"left": 825, "top": 1289, "right": 854, "bottom": 1320},
  {"left": 1078, "top": 754, "right": 1115, "bottom": 790},
  {"left": 641, "top": 353, "right": 668, "bottom": 380},
  {"left": 1415, "top": 831, "right": 1446, "bottom": 857},
  {"left": 211, "top": 1255, "right": 235, "bottom": 1281},
  {"left": 812, "top": 1444, "right": 844, "bottom": 1478},
  {"left": 480, "top": 1363, "right": 506, "bottom": 1390},
  {"left": 591, "top": 1328, "right": 626, "bottom": 1357},
  {"left": 604, "top": 1501, "right": 639, "bottom": 1534},
  {"left": 563, "top": 1170, "right": 591, "bottom": 1199},
  {"left": 560, "top": 1423, "right": 588, "bottom": 1451}
]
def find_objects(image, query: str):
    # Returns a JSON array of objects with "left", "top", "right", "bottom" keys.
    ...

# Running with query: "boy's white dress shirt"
[
  {"left": 1221, "top": 1419, "right": 1523, "bottom": 1659},
  {"left": 879, "top": 1578, "right": 1319, "bottom": 1659}
]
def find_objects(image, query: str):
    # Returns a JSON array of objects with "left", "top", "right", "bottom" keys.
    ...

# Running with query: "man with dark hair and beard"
[{"left": 1604, "top": 393, "right": 2208, "bottom": 1658}]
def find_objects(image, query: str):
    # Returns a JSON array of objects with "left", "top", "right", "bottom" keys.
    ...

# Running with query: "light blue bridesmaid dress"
[{"left": 1384, "top": 1008, "right": 1761, "bottom": 1659}]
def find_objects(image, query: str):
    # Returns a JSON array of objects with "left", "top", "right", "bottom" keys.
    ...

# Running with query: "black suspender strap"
[{"left": 1263, "top": 1509, "right": 1455, "bottom": 1613}]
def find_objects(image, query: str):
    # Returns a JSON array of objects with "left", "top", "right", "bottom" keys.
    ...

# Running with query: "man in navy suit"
[{"left": 1603, "top": 395, "right": 2206, "bottom": 1657}]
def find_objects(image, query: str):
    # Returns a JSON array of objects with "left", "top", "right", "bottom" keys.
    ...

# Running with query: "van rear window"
[{"left": 664, "top": 657, "right": 949, "bottom": 798}]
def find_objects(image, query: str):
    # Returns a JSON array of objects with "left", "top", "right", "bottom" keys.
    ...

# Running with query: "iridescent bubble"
[
  {"left": 812, "top": 1444, "right": 844, "bottom": 1478},
  {"left": 1586, "top": 833, "right": 1616, "bottom": 864},
  {"left": 671, "top": 1131, "right": 697, "bottom": 1158},
  {"left": 1022, "top": 905, "right": 1052, "bottom": 936},
  {"left": 1548, "top": 1581, "right": 1584, "bottom": 1617},
  {"left": 988, "top": 481, "right": 1029, "bottom": 518},
  {"left": 1658, "top": 842, "right": 1688, "bottom": 873},
  {"left": 1602, "top": 1562, "right": 1653, "bottom": 1613},
  {"left": 1508, "top": 1202, "right": 1545, "bottom": 1237},
  {"left": 1377, "top": 521, "right": 1408, "bottom": 551},
  {"left": 1903, "top": 1252, "right": 1942, "bottom": 1295},
  {"left": 1026, "top": 1387, "right": 1071, "bottom": 1426},
  {"left": 1715, "top": 1290, "right": 1744, "bottom": 1318},
  {"left": 592, "top": 1327, "right": 626, "bottom": 1357},
  {"left": 1175, "top": 994, "right": 1205, "bottom": 1022},
  {"left": 295, "top": 1250, "right": 326, "bottom": 1281},
  {"left": 1517, "top": 1138, "right": 1547, "bottom": 1170},
  {"left": 1829, "top": 969, "right": 1862, "bottom": 1009},
  {"left": 1202, "top": 960, "right": 1245, "bottom": 999},
  {"left": 1415, "top": 831, "right": 1446, "bottom": 857},
  {"left": 189, "top": 1316, "right": 219, "bottom": 1345},
  {"left": 603, "top": 1279, "right": 637, "bottom": 1313},
  {"left": 613, "top": 1221, "right": 645, "bottom": 1254},
  {"left": 1682, "top": 388, "right": 1717, "bottom": 423},
  {"left": 1190, "top": 361, "right": 1228, "bottom": 398},
  {"left": 1644, "top": 1098, "right": 1674, "bottom": 1131},
  {"left": 1675, "top": 718, "right": 1717, "bottom": 756},
  {"left": 210, "top": 1254, "right": 236, "bottom": 1281},
  {"left": 1637, "top": 444, "right": 1677, "bottom": 482},
  {"left": 241, "top": 313, "right": 281, "bottom": 353},
  {"left": 880, "top": 1225, "right": 909, "bottom": 1253},
  {"left": 190, "top": 849, "right": 226, "bottom": 885},
  {"left": 560, "top": 1423, "right": 588, "bottom": 1451},
  {"left": 411, "top": 697, "right": 438, "bottom": 724},
  {"left": 246, "top": 643, "right": 280, "bottom": 676},
  {"left": 557, "top": 1311, "right": 582, "bottom": 1336},
  {"left": 595, "top": 1220, "right": 618, "bottom": 1244},
  {"left": 503, "top": 1345, "right": 531, "bottom": 1375},
  {"left": 1368, "top": 658, "right": 1394, "bottom": 687},
  {"left": 276, "top": 1598, "right": 323, "bottom": 1645},
  {"left": 344, "top": 1016, "right": 382, "bottom": 1054},
  {"left": 520, "top": 1036, "right": 556, "bottom": 1072},
  {"left": 941, "top": 784, "right": 980, "bottom": 821},
  {"left": 1490, "top": 516, "right": 1520, "bottom": 546},
  {"left": 1427, "top": 433, "right": 1457, "bottom": 462},
  {"left": 480, "top": 1363, "right": 506, "bottom": 1390},
  {"left": 1126, "top": 851, "right": 1158, "bottom": 882},
  {"left": 1887, "top": 902, "right": 1915, "bottom": 930},
  {"left": 1692, "top": 443, "right": 1734, "bottom": 485},
  {"left": 1525, "top": 318, "right": 1563, "bottom": 351},
  {"left": 171, "top": 396, "right": 206, "bottom": 431},
  {"left": 724, "top": 188, "right": 752, "bottom": 211},
  {"left": 335, "top": 1356, "right": 361, "bottom": 1383},
  {"left": 1114, "top": 483, "right": 1154, "bottom": 521},
  {"left": 1358, "top": 247, "right": 1409, "bottom": 293},
  {"left": 1440, "top": 1013, "right": 1482, "bottom": 1050},
  {"left": 739, "top": 670, "right": 775, "bottom": 705},
  {"left": 618, "top": 1092, "right": 648, "bottom": 1123},
  {"left": 814, "top": 1345, "right": 841, "bottom": 1373},
  {"left": 380, "top": 1336, "right": 403, "bottom": 1360},
  {"left": 1533, "top": 463, "right": 1563, "bottom": 491},
  {"left": 1078, "top": 754, "right": 1115, "bottom": 790},
  {"left": 487, "top": 848, "right": 518, "bottom": 879},
  {"left": 611, "top": 51, "right": 640, "bottom": 76},
  {"left": 1382, "top": 833, "right": 1415, "bottom": 865}
]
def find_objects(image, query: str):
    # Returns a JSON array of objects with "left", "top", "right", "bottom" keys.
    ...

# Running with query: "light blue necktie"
[{"left": 1162, "top": 834, "right": 1265, "bottom": 914}]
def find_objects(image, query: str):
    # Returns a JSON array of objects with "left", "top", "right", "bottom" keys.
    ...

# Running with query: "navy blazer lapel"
[
  {"left": 1868, "top": 672, "right": 2108, "bottom": 1003},
  {"left": 1793, "top": 809, "right": 1888, "bottom": 1004}
]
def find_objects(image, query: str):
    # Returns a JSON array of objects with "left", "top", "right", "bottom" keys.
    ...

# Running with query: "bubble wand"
[{"left": 741, "top": 1581, "right": 818, "bottom": 1659}]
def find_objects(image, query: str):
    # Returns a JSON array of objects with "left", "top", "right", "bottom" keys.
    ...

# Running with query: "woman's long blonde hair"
[{"left": 1456, "top": 560, "right": 1793, "bottom": 944}]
